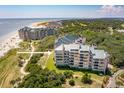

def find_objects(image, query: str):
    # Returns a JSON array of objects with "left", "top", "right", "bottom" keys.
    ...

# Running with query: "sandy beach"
[{"left": 0, "top": 31, "right": 22, "bottom": 57}]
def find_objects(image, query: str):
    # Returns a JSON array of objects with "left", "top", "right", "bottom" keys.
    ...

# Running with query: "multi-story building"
[
  {"left": 90, "top": 49, "right": 109, "bottom": 73},
  {"left": 55, "top": 43, "right": 109, "bottom": 73},
  {"left": 18, "top": 26, "right": 57, "bottom": 41},
  {"left": 18, "top": 21, "right": 62, "bottom": 41}
]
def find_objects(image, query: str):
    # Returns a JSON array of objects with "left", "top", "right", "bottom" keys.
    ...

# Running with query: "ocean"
[{"left": 0, "top": 18, "right": 64, "bottom": 37}]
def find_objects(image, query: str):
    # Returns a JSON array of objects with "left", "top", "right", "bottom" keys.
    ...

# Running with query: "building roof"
[
  {"left": 55, "top": 44, "right": 63, "bottom": 51},
  {"left": 64, "top": 44, "right": 79, "bottom": 50},
  {"left": 92, "top": 50, "right": 107, "bottom": 59},
  {"left": 55, "top": 44, "right": 90, "bottom": 51},
  {"left": 64, "top": 34, "right": 79, "bottom": 41},
  {"left": 90, "top": 46, "right": 108, "bottom": 59},
  {"left": 55, "top": 44, "right": 108, "bottom": 59},
  {"left": 80, "top": 45, "right": 90, "bottom": 51},
  {"left": 55, "top": 34, "right": 79, "bottom": 47}
]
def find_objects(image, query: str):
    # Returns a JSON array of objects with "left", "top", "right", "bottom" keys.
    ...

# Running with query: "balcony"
[
  {"left": 69, "top": 63, "right": 74, "bottom": 65},
  {"left": 79, "top": 62, "right": 83, "bottom": 64},
  {"left": 79, "top": 65, "right": 83, "bottom": 67}
]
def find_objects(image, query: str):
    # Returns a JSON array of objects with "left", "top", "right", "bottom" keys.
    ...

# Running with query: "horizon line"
[{"left": 0, "top": 17, "right": 124, "bottom": 19}]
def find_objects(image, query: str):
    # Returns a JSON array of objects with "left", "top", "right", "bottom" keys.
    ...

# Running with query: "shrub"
[
  {"left": 69, "top": 79, "right": 75, "bottom": 86},
  {"left": 63, "top": 71, "right": 73, "bottom": 79},
  {"left": 81, "top": 73, "right": 92, "bottom": 84}
]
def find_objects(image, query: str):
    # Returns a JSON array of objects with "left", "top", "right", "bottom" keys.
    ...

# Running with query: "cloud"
[{"left": 97, "top": 5, "right": 124, "bottom": 17}]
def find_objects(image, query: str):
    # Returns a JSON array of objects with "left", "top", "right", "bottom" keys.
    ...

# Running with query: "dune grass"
[{"left": 0, "top": 49, "right": 21, "bottom": 88}]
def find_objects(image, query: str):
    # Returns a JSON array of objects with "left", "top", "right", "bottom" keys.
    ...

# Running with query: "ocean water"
[{"left": 0, "top": 18, "right": 64, "bottom": 37}]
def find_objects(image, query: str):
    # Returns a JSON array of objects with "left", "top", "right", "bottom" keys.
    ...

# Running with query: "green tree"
[
  {"left": 69, "top": 79, "right": 75, "bottom": 86},
  {"left": 63, "top": 71, "right": 73, "bottom": 78},
  {"left": 81, "top": 73, "right": 92, "bottom": 84}
]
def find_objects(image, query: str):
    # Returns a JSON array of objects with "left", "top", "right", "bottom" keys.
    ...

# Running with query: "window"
[
  {"left": 94, "top": 67, "right": 98, "bottom": 69},
  {"left": 69, "top": 63, "right": 74, "bottom": 65},
  {"left": 94, "top": 61, "right": 98, "bottom": 64},
  {"left": 79, "top": 62, "right": 83, "bottom": 64},
  {"left": 94, "top": 65, "right": 98, "bottom": 67},
  {"left": 79, "top": 65, "right": 83, "bottom": 67}
]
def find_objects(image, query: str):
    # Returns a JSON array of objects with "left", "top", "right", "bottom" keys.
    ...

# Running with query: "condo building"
[
  {"left": 18, "top": 21, "right": 62, "bottom": 41},
  {"left": 18, "top": 26, "right": 57, "bottom": 41},
  {"left": 55, "top": 43, "right": 109, "bottom": 73}
]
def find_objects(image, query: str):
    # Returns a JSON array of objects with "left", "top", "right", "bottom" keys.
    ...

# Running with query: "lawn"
[
  {"left": 38, "top": 54, "right": 49, "bottom": 68},
  {"left": 46, "top": 51, "right": 73, "bottom": 73},
  {"left": 0, "top": 49, "right": 21, "bottom": 88},
  {"left": 63, "top": 77, "right": 101, "bottom": 88},
  {"left": 46, "top": 52, "right": 105, "bottom": 88}
]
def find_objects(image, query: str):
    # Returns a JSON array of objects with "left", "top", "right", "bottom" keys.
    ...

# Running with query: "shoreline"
[
  {"left": 0, "top": 30, "right": 22, "bottom": 57},
  {"left": 0, "top": 31, "right": 17, "bottom": 42},
  {"left": 0, "top": 20, "right": 58, "bottom": 57}
]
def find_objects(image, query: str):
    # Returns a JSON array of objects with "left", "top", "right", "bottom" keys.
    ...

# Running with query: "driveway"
[{"left": 107, "top": 69, "right": 124, "bottom": 88}]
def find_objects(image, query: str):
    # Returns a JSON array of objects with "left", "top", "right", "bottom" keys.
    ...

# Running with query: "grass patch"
[
  {"left": 38, "top": 54, "right": 49, "bottom": 68},
  {"left": 33, "top": 36, "right": 56, "bottom": 52},
  {"left": 63, "top": 77, "right": 101, "bottom": 88},
  {"left": 18, "top": 41, "right": 31, "bottom": 52},
  {"left": 0, "top": 49, "right": 21, "bottom": 88},
  {"left": 17, "top": 53, "right": 30, "bottom": 60}
]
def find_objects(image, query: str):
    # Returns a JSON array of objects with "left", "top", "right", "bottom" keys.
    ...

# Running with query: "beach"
[
  {"left": 0, "top": 18, "right": 62, "bottom": 58},
  {"left": 0, "top": 31, "right": 22, "bottom": 57}
]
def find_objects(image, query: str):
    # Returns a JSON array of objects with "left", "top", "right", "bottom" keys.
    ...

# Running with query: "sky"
[{"left": 0, "top": 5, "right": 124, "bottom": 18}]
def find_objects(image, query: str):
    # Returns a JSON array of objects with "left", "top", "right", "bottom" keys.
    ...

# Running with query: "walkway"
[
  {"left": 18, "top": 43, "right": 51, "bottom": 77},
  {"left": 20, "top": 42, "right": 34, "bottom": 77},
  {"left": 15, "top": 42, "right": 51, "bottom": 87},
  {"left": 17, "top": 51, "right": 51, "bottom": 54}
]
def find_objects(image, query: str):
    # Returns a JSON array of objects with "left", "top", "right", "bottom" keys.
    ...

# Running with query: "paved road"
[{"left": 107, "top": 69, "right": 124, "bottom": 88}]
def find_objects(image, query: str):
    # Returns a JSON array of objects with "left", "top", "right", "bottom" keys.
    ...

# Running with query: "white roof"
[
  {"left": 65, "top": 44, "right": 79, "bottom": 50},
  {"left": 80, "top": 45, "right": 90, "bottom": 51},
  {"left": 92, "top": 50, "right": 107, "bottom": 59},
  {"left": 55, "top": 44, "right": 63, "bottom": 51},
  {"left": 55, "top": 44, "right": 90, "bottom": 51},
  {"left": 55, "top": 44, "right": 108, "bottom": 59}
]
